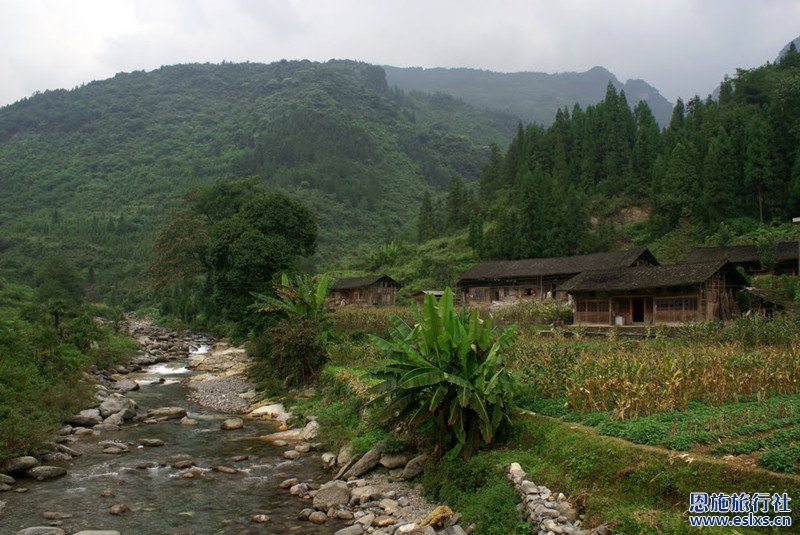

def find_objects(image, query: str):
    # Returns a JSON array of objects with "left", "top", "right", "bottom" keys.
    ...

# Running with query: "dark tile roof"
[
  {"left": 458, "top": 247, "right": 657, "bottom": 284},
  {"left": 557, "top": 261, "right": 749, "bottom": 293},
  {"left": 330, "top": 274, "right": 400, "bottom": 290},
  {"left": 681, "top": 241, "right": 798, "bottom": 265}
]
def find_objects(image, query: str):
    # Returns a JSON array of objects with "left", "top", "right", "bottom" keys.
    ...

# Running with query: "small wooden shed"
[
  {"left": 457, "top": 247, "right": 658, "bottom": 305},
  {"left": 558, "top": 260, "right": 748, "bottom": 326},
  {"left": 329, "top": 275, "right": 400, "bottom": 306}
]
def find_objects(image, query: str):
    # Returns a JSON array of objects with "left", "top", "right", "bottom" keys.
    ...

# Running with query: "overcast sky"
[{"left": 1, "top": 0, "right": 798, "bottom": 107}]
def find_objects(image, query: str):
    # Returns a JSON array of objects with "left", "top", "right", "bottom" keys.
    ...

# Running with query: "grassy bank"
[
  {"left": 0, "top": 282, "right": 138, "bottom": 459},
  {"left": 286, "top": 362, "right": 800, "bottom": 534}
]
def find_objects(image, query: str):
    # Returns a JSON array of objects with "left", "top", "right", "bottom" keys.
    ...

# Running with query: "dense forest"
[
  {"left": 416, "top": 45, "right": 800, "bottom": 264},
  {"left": 0, "top": 60, "right": 516, "bottom": 306}
]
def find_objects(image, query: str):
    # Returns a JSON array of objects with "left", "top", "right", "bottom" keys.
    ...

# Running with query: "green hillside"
[{"left": 0, "top": 60, "right": 516, "bottom": 305}]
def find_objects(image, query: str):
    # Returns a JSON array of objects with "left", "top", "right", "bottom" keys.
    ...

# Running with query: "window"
[
  {"left": 577, "top": 300, "right": 609, "bottom": 312},
  {"left": 656, "top": 297, "right": 698, "bottom": 311}
]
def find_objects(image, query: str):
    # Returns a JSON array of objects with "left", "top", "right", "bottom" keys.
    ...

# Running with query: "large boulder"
[
  {"left": 401, "top": 453, "right": 429, "bottom": 480},
  {"left": 147, "top": 407, "right": 187, "bottom": 419},
  {"left": 220, "top": 418, "right": 244, "bottom": 430},
  {"left": 339, "top": 448, "right": 380, "bottom": 479},
  {"left": 66, "top": 409, "right": 102, "bottom": 427},
  {"left": 312, "top": 480, "right": 350, "bottom": 510},
  {"left": 26, "top": 466, "right": 67, "bottom": 480},
  {"left": 112, "top": 379, "right": 139, "bottom": 393},
  {"left": 99, "top": 394, "right": 137, "bottom": 419},
  {"left": 249, "top": 403, "right": 292, "bottom": 422},
  {"left": 1, "top": 456, "right": 38, "bottom": 474}
]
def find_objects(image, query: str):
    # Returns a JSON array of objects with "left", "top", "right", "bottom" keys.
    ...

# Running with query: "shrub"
[
  {"left": 371, "top": 288, "right": 517, "bottom": 459},
  {"left": 248, "top": 318, "right": 328, "bottom": 389}
]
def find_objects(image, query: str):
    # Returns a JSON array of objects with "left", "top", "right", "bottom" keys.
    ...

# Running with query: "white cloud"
[{"left": 0, "top": 0, "right": 798, "bottom": 106}]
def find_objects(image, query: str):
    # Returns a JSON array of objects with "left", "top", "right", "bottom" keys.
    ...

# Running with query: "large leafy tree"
[{"left": 151, "top": 179, "right": 317, "bottom": 329}]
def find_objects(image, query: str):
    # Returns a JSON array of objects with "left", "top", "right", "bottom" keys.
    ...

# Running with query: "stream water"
[{"left": 3, "top": 346, "right": 338, "bottom": 535}]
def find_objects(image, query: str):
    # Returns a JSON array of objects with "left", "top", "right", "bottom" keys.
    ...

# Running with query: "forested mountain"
[
  {"left": 0, "top": 60, "right": 516, "bottom": 305},
  {"left": 459, "top": 47, "right": 800, "bottom": 262},
  {"left": 383, "top": 65, "right": 673, "bottom": 127}
]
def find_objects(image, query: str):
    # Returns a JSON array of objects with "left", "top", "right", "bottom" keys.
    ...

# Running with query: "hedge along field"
[{"left": 511, "top": 316, "right": 800, "bottom": 474}]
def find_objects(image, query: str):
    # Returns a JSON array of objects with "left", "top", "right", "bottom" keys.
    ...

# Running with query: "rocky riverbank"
[{"left": 1, "top": 317, "right": 474, "bottom": 535}]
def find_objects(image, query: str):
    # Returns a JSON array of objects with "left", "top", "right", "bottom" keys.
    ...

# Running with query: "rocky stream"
[{"left": 0, "top": 319, "right": 472, "bottom": 535}]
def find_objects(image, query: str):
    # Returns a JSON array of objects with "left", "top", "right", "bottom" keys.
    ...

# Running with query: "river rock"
[
  {"left": 103, "top": 412, "right": 125, "bottom": 427},
  {"left": 283, "top": 450, "right": 301, "bottom": 460},
  {"left": 379, "top": 498, "right": 399, "bottom": 515},
  {"left": 220, "top": 418, "right": 243, "bottom": 430},
  {"left": 180, "top": 416, "right": 198, "bottom": 426},
  {"left": 41, "top": 452, "right": 71, "bottom": 463},
  {"left": 308, "top": 510, "right": 328, "bottom": 524},
  {"left": 94, "top": 424, "right": 121, "bottom": 432},
  {"left": 401, "top": 454, "right": 428, "bottom": 480},
  {"left": 340, "top": 448, "right": 380, "bottom": 479},
  {"left": 290, "top": 482, "right": 310, "bottom": 496},
  {"left": 250, "top": 514, "right": 270, "bottom": 523},
  {"left": 334, "top": 525, "right": 364, "bottom": 535},
  {"left": 73, "top": 532, "right": 121, "bottom": 535},
  {"left": 16, "top": 528, "right": 65, "bottom": 535},
  {"left": 112, "top": 379, "right": 139, "bottom": 392},
  {"left": 212, "top": 465, "right": 237, "bottom": 474},
  {"left": 279, "top": 478, "right": 299, "bottom": 488},
  {"left": 109, "top": 503, "right": 128, "bottom": 515},
  {"left": 0, "top": 474, "right": 14, "bottom": 485},
  {"left": 138, "top": 438, "right": 164, "bottom": 447},
  {"left": 350, "top": 485, "right": 381, "bottom": 504},
  {"left": 375, "top": 516, "right": 395, "bottom": 527},
  {"left": 55, "top": 444, "right": 80, "bottom": 457},
  {"left": 0, "top": 483, "right": 11, "bottom": 491},
  {"left": 420, "top": 505, "right": 454, "bottom": 528},
  {"left": 99, "top": 394, "right": 137, "bottom": 418},
  {"left": 337, "top": 443, "right": 354, "bottom": 466},
  {"left": 313, "top": 480, "right": 350, "bottom": 510},
  {"left": 171, "top": 459, "right": 195, "bottom": 469},
  {"left": 250, "top": 403, "right": 291, "bottom": 421},
  {"left": 300, "top": 420, "right": 320, "bottom": 440},
  {"left": 441, "top": 527, "right": 468, "bottom": 535},
  {"left": 356, "top": 513, "right": 375, "bottom": 528},
  {"left": 26, "top": 466, "right": 67, "bottom": 480},
  {"left": 67, "top": 409, "right": 102, "bottom": 427},
  {"left": 297, "top": 508, "right": 313, "bottom": 520},
  {"left": 147, "top": 407, "right": 187, "bottom": 419},
  {"left": 322, "top": 452, "right": 337, "bottom": 469},
  {"left": 379, "top": 453, "right": 411, "bottom": 469},
  {"left": 73, "top": 427, "right": 96, "bottom": 436},
  {"left": 295, "top": 442, "right": 312, "bottom": 453}
]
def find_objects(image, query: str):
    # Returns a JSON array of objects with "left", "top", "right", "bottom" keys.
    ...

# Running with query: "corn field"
[{"left": 510, "top": 327, "right": 800, "bottom": 419}]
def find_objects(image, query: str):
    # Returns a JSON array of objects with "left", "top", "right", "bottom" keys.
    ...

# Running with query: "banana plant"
[
  {"left": 251, "top": 273, "right": 332, "bottom": 325},
  {"left": 370, "top": 288, "right": 517, "bottom": 459}
]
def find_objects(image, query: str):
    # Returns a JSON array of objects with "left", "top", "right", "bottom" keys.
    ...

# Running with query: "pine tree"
[{"left": 417, "top": 190, "right": 437, "bottom": 242}]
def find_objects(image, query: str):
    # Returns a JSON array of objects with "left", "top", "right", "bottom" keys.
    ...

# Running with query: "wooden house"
[
  {"left": 681, "top": 242, "right": 799, "bottom": 276},
  {"left": 412, "top": 290, "right": 445, "bottom": 305},
  {"left": 558, "top": 260, "right": 748, "bottom": 326},
  {"left": 329, "top": 275, "right": 400, "bottom": 306},
  {"left": 457, "top": 247, "right": 658, "bottom": 305}
]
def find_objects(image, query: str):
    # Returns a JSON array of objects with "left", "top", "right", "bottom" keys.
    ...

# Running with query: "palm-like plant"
[
  {"left": 251, "top": 273, "right": 332, "bottom": 323},
  {"left": 371, "top": 288, "right": 517, "bottom": 459}
]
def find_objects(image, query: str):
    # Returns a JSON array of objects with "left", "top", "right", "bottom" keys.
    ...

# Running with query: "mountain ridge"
[{"left": 382, "top": 65, "right": 673, "bottom": 127}]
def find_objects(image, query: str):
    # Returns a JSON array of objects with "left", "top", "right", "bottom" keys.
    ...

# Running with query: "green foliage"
[
  {"left": 371, "top": 289, "right": 518, "bottom": 459},
  {"left": 0, "top": 282, "right": 137, "bottom": 459},
  {"left": 152, "top": 179, "right": 318, "bottom": 332},
  {"left": 251, "top": 272, "right": 332, "bottom": 323},
  {"left": 247, "top": 317, "right": 328, "bottom": 389},
  {"left": 0, "top": 61, "right": 512, "bottom": 307}
]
